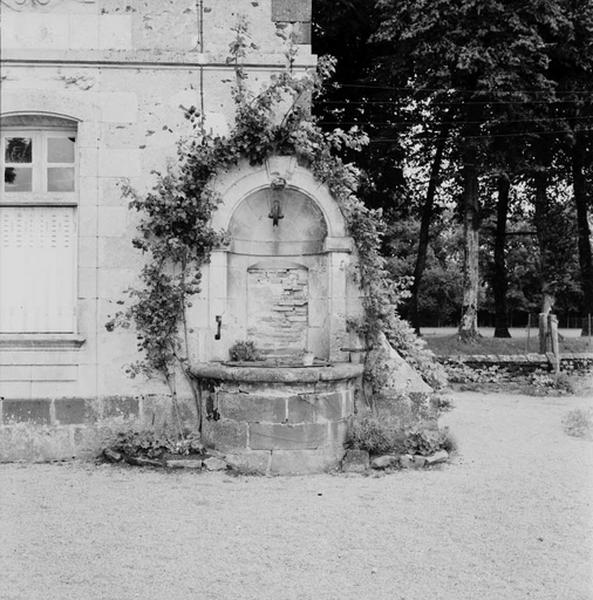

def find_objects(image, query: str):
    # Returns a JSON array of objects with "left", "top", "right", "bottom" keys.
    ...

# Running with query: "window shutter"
[{"left": 0, "top": 207, "right": 76, "bottom": 332}]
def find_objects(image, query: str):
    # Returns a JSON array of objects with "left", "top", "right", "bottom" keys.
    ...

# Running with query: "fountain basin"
[{"left": 191, "top": 362, "right": 363, "bottom": 474}]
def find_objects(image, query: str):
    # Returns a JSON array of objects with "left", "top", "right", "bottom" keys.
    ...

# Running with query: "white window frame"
[
  {"left": 2, "top": 127, "right": 78, "bottom": 205},
  {"left": 0, "top": 118, "right": 80, "bottom": 337}
]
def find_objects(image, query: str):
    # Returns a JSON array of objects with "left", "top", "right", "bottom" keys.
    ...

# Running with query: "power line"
[
  {"left": 370, "top": 126, "right": 593, "bottom": 142},
  {"left": 318, "top": 98, "right": 593, "bottom": 106},
  {"left": 318, "top": 115, "right": 593, "bottom": 126},
  {"left": 337, "top": 83, "right": 593, "bottom": 95}
]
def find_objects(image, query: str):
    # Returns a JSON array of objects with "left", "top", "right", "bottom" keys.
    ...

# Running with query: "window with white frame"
[{"left": 0, "top": 114, "right": 78, "bottom": 334}]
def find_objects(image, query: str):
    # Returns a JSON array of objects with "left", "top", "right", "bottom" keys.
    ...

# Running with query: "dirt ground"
[{"left": 1, "top": 391, "right": 592, "bottom": 600}]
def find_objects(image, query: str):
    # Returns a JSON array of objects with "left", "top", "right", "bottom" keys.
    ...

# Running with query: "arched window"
[{"left": 0, "top": 114, "right": 78, "bottom": 333}]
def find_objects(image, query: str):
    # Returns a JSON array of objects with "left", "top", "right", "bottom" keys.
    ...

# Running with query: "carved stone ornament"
[{"left": 1, "top": 0, "right": 95, "bottom": 10}]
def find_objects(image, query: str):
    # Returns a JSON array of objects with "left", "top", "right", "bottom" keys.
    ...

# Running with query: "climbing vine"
[{"left": 107, "top": 20, "right": 445, "bottom": 435}]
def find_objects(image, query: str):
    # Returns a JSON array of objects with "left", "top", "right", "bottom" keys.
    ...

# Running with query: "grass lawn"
[{"left": 421, "top": 327, "right": 593, "bottom": 356}]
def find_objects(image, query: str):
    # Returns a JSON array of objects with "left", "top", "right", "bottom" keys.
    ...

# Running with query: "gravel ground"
[{"left": 1, "top": 391, "right": 592, "bottom": 600}]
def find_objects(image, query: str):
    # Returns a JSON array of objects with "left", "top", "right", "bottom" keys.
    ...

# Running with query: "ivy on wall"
[{"left": 106, "top": 20, "right": 445, "bottom": 434}]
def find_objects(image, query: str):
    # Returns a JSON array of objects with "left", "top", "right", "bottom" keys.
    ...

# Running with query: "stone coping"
[
  {"left": 0, "top": 333, "right": 86, "bottom": 349},
  {"left": 2, "top": 49, "right": 316, "bottom": 69},
  {"left": 190, "top": 362, "right": 364, "bottom": 383},
  {"left": 439, "top": 352, "right": 593, "bottom": 365}
]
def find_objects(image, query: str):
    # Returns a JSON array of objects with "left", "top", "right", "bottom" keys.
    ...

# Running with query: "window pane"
[
  {"left": 5, "top": 137, "right": 32, "bottom": 163},
  {"left": 4, "top": 167, "right": 32, "bottom": 192},
  {"left": 47, "top": 167, "right": 75, "bottom": 192},
  {"left": 48, "top": 137, "right": 75, "bottom": 163}
]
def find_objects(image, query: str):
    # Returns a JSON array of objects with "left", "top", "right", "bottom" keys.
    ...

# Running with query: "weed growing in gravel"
[
  {"left": 404, "top": 426, "right": 457, "bottom": 456},
  {"left": 562, "top": 408, "right": 593, "bottom": 440}
]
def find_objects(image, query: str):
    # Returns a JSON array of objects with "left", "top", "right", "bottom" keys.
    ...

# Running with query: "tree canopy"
[{"left": 314, "top": 0, "right": 593, "bottom": 336}]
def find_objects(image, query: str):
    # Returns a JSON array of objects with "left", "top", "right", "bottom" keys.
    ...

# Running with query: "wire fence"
[{"left": 523, "top": 313, "right": 592, "bottom": 354}]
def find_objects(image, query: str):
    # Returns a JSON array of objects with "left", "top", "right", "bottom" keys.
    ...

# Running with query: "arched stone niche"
[{"left": 192, "top": 156, "right": 360, "bottom": 363}]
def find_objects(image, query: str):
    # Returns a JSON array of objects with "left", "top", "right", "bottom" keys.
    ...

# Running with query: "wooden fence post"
[
  {"left": 539, "top": 313, "right": 548, "bottom": 354},
  {"left": 548, "top": 314, "right": 560, "bottom": 377}
]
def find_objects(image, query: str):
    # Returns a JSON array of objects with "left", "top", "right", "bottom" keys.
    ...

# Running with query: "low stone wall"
[
  {"left": 439, "top": 352, "right": 593, "bottom": 372},
  {"left": 1, "top": 363, "right": 364, "bottom": 469},
  {"left": 0, "top": 395, "right": 194, "bottom": 462},
  {"left": 193, "top": 362, "right": 363, "bottom": 474}
]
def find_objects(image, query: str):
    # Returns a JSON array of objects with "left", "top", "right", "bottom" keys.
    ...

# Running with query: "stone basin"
[{"left": 190, "top": 362, "right": 363, "bottom": 475}]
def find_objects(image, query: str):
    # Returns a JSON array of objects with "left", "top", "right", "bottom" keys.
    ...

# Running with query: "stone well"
[{"left": 192, "top": 362, "right": 363, "bottom": 474}]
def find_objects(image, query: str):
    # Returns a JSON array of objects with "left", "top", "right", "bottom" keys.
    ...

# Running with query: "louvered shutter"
[{"left": 0, "top": 206, "right": 76, "bottom": 332}]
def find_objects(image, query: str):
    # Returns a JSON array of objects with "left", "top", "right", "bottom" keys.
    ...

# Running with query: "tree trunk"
[
  {"left": 409, "top": 132, "right": 448, "bottom": 334},
  {"left": 572, "top": 133, "right": 593, "bottom": 335},
  {"left": 533, "top": 167, "right": 554, "bottom": 314},
  {"left": 458, "top": 145, "right": 480, "bottom": 340},
  {"left": 493, "top": 174, "right": 511, "bottom": 337}
]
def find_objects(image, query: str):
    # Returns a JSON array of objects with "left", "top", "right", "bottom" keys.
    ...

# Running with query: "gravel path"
[{"left": 1, "top": 391, "right": 592, "bottom": 600}]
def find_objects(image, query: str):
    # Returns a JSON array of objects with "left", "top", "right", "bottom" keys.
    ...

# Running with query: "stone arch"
[
  {"left": 0, "top": 91, "right": 101, "bottom": 149},
  {"left": 212, "top": 156, "right": 348, "bottom": 240},
  {"left": 228, "top": 187, "right": 328, "bottom": 256}
]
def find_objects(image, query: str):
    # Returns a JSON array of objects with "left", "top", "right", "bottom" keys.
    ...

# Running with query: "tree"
[
  {"left": 373, "top": 0, "right": 561, "bottom": 340},
  {"left": 572, "top": 132, "right": 593, "bottom": 333},
  {"left": 543, "top": 0, "right": 593, "bottom": 333},
  {"left": 408, "top": 128, "right": 449, "bottom": 333},
  {"left": 492, "top": 174, "right": 512, "bottom": 337}
]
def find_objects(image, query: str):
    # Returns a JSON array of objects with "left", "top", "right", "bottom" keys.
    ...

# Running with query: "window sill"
[{"left": 0, "top": 334, "right": 86, "bottom": 350}]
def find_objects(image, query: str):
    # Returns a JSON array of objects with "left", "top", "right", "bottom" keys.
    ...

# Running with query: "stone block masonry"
[
  {"left": 249, "top": 422, "right": 328, "bottom": 450},
  {"left": 0, "top": 395, "right": 192, "bottom": 462},
  {"left": 192, "top": 363, "right": 363, "bottom": 474},
  {"left": 247, "top": 267, "right": 309, "bottom": 357}
]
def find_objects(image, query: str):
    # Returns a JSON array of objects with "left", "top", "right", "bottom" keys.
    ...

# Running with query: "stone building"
[{"left": 0, "top": 0, "right": 369, "bottom": 471}]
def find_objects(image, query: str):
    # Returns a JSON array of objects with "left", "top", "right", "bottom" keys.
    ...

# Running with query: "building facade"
[{"left": 0, "top": 0, "right": 317, "bottom": 459}]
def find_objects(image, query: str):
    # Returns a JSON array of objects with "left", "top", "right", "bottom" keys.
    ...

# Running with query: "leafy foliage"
[
  {"left": 315, "top": 0, "right": 593, "bottom": 334},
  {"left": 228, "top": 340, "right": 262, "bottom": 362},
  {"left": 347, "top": 414, "right": 407, "bottom": 455},
  {"left": 346, "top": 414, "right": 454, "bottom": 456},
  {"left": 106, "top": 430, "right": 205, "bottom": 460},
  {"left": 562, "top": 408, "right": 593, "bottom": 440},
  {"left": 404, "top": 426, "right": 456, "bottom": 456}
]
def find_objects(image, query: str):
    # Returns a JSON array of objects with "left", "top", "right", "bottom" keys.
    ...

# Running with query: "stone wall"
[
  {"left": 195, "top": 362, "right": 363, "bottom": 474},
  {"left": 247, "top": 266, "right": 309, "bottom": 357},
  {"left": 0, "top": 394, "right": 195, "bottom": 461},
  {"left": 0, "top": 0, "right": 315, "bottom": 437}
]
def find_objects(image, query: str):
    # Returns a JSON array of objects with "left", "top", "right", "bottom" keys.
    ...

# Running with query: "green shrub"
[
  {"left": 562, "top": 408, "right": 593, "bottom": 439},
  {"left": 346, "top": 414, "right": 454, "bottom": 457},
  {"left": 444, "top": 362, "right": 509, "bottom": 385},
  {"left": 104, "top": 430, "right": 204, "bottom": 460},
  {"left": 528, "top": 370, "right": 574, "bottom": 395},
  {"left": 228, "top": 340, "right": 261, "bottom": 362},
  {"left": 347, "top": 415, "right": 407, "bottom": 455},
  {"left": 404, "top": 426, "right": 457, "bottom": 456}
]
